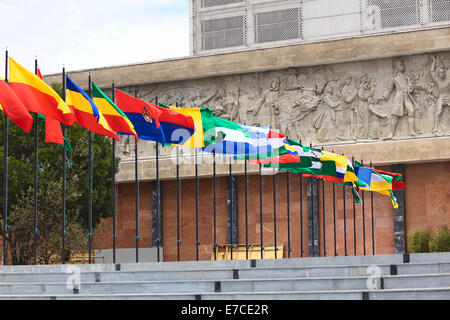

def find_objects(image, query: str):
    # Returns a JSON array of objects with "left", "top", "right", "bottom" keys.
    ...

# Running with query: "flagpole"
[
  {"left": 352, "top": 156, "right": 357, "bottom": 256},
  {"left": 245, "top": 158, "right": 249, "bottom": 260},
  {"left": 3, "top": 49, "right": 9, "bottom": 266},
  {"left": 87, "top": 74, "right": 93, "bottom": 264},
  {"left": 229, "top": 161, "right": 233, "bottom": 261},
  {"left": 286, "top": 171, "right": 291, "bottom": 258},
  {"left": 176, "top": 145, "right": 181, "bottom": 261},
  {"left": 370, "top": 161, "right": 375, "bottom": 255},
  {"left": 322, "top": 178, "right": 326, "bottom": 257},
  {"left": 273, "top": 171, "right": 278, "bottom": 259},
  {"left": 213, "top": 150, "right": 217, "bottom": 261},
  {"left": 155, "top": 97, "right": 161, "bottom": 263},
  {"left": 61, "top": 67, "right": 67, "bottom": 264},
  {"left": 332, "top": 151, "right": 337, "bottom": 257},
  {"left": 112, "top": 81, "right": 117, "bottom": 264},
  {"left": 33, "top": 58, "right": 39, "bottom": 265},
  {"left": 259, "top": 163, "right": 264, "bottom": 259},
  {"left": 343, "top": 153, "right": 348, "bottom": 256},
  {"left": 361, "top": 159, "right": 366, "bottom": 256},
  {"left": 134, "top": 90, "right": 140, "bottom": 263},
  {"left": 195, "top": 148, "right": 199, "bottom": 261},
  {"left": 176, "top": 103, "right": 181, "bottom": 262},
  {"left": 300, "top": 173, "right": 304, "bottom": 258}
]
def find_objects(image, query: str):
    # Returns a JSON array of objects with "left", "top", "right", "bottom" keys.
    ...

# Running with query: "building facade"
[{"left": 44, "top": 1, "right": 450, "bottom": 263}]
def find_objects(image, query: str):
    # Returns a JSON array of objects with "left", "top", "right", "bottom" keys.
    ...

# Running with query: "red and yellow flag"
[
  {"left": 0, "top": 76, "right": 33, "bottom": 132},
  {"left": 8, "top": 57, "right": 74, "bottom": 126}
]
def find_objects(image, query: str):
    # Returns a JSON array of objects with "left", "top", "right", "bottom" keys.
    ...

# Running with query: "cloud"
[{"left": 0, "top": 0, "right": 190, "bottom": 75}]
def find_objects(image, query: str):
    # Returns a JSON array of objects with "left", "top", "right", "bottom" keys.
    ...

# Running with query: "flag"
[
  {"left": 354, "top": 162, "right": 400, "bottom": 209},
  {"left": 115, "top": 89, "right": 165, "bottom": 144},
  {"left": 147, "top": 101, "right": 195, "bottom": 145},
  {"left": 319, "top": 151, "right": 348, "bottom": 184},
  {"left": 202, "top": 117, "right": 254, "bottom": 156},
  {"left": 252, "top": 138, "right": 313, "bottom": 168},
  {"left": 35, "top": 67, "right": 71, "bottom": 151},
  {"left": 0, "top": 76, "right": 33, "bottom": 132},
  {"left": 248, "top": 139, "right": 300, "bottom": 165},
  {"left": 372, "top": 168, "right": 407, "bottom": 190},
  {"left": 163, "top": 104, "right": 217, "bottom": 148},
  {"left": 66, "top": 75, "right": 119, "bottom": 141},
  {"left": 91, "top": 82, "right": 137, "bottom": 140},
  {"left": 240, "top": 126, "right": 286, "bottom": 156},
  {"left": 8, "top": 57, "right": 73, "bottom": 125}
]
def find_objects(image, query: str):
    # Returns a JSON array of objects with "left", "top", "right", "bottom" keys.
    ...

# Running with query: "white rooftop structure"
[{"left": 190, "top": 0, "right": 450, "bottom": 55}]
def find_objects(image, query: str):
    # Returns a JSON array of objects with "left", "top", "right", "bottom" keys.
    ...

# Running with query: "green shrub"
[
  {"left": 409, "top": 230, "right": 431, "bottom": 253},
  {"left": 429, "top": 227, "right": 450, "bottom": 253}
]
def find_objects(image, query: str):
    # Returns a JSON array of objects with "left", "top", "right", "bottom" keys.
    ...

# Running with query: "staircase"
[{"left": 0, "top": 253, "right": 449, "bottom": 300}]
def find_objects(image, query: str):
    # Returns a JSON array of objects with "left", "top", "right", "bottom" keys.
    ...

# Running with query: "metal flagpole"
[
  {"left": 3, "top": 49, "right": 9, "bottom": 266},
  {"left": 352, "top": 156, "right": 357, "bottom": 256},
  {"left": 176, "top": 145, "right": 181, "bottom": 261},
  {"left": 213, "top": 150, "right": 217, "bottom": 261},
  {"left": 176, "top": 103, "right": 181, "bottom": 262},
  {"left": 370, "top": 161, "right": 375, "bottom": 255},
  {"left": 229, "top": 161, "right": 233, "bottom": 260},
  {"left": 87, "top": 74, "right": 93, "bottom": 264},
  {"left": 273, "top": 172, "right": 278, "bottom": 259},
  {"left": 195, "top": 148, "right": 200, "bottom": 261},
  {"left": 33, "top": 58, "right": 39, "bottom": 265},
  {"left": 245, "top": 158, "right": 249, "bottom": 259},
  {"left": 343, "top": 154, "right": 348, "bottom": 256},
  {"left": 300, "top": 173, "right": 304, "bottom": 258},
  {"left": 155, "top": 97, "right": 161, "bottom": 263},
  {"left": 259, "top": 164, "right": 263, "bottom": 259},
  {"left": 61, "top": 67, "right": 67, "bottom": 264},
  {"left": 112, "top": 81, "right": 117, "bottom": 264},
  {"left": 286, "top": 171, "right": 291, "bottom": 258},
  {"left": 361, "top": 160, "right": 367, "bottom": 256},
  {"left": 322, "top": 178, "right": 326, "bottom": 257},
  {"left": 134, "top": 90, "right": 140, "bottom": 263},
  {"left": 332, "top": 172, "right": 337, "bottom": 256}
]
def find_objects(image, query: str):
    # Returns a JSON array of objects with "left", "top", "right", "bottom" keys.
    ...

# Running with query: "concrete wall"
[{"left": 94, "top": 161, "right": 450, "bottom": 261}]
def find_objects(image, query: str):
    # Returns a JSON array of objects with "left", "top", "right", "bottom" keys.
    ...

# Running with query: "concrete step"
[
  {"left": 0, "top": 262, "right": 449, "bottom": 284},
  {"left": 0, "top": 287, "right": 449, "bottom": 300},
  {"left": 0, "top": 273, "right": 448, "bottom": 295},
  {"left": 1, "top": 252, "right": 449, "bottom": 274}
]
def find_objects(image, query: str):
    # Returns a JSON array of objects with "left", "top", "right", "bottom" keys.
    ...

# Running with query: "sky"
[{"left": 0, "top": 0, "right": 190, "bottom": 75}]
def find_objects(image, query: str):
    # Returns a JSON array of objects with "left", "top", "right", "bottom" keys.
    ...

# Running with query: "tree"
[{"left": 0, "top": 83, "right": 119, "bottom": 264}]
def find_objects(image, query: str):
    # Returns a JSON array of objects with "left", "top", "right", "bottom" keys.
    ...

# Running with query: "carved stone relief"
[{"left": 116, "top": 52, "right": 450, "bottom": 159}]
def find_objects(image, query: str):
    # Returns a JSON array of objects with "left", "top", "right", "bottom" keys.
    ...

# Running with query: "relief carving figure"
[
  {"left": 338, "top": 74, "right": 358, "bottom": 140},
  {"left": 266, "top": 75, "right": 282, "bottom": 131},
  {"left": 311, "top": 74, "right": 332, "bottom": 142},
  {"left": 379, "top": 59, "right": 421, "bottom": 139},
  {"left": 430, "top": 54, "right": 450, "bottom": 132},
  {"left": 245, "top": 76, "right": 265, "bottom": 126}
]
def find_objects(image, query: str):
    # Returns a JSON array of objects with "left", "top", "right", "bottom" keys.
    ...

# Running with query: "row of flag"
[{"left": 0, "top": 57, "right": 406, "bottom": 208}]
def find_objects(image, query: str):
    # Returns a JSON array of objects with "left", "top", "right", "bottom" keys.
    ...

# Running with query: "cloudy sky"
[{"left": 0, "top": 0, "right": 190, "bottom": 75}]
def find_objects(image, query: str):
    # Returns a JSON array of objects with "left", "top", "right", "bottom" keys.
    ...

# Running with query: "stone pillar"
[
  {"left": 152, "top": 180, "right": 163, "bottom": 247},
  {"left": 227, "top": 174, "right": 239, "bottom": 246},
  {"left": 307, "top": 177, "right": 320, "bottom": 257},
  {"left": 392, "top": 164, "right": 406, "bottom": 254}
]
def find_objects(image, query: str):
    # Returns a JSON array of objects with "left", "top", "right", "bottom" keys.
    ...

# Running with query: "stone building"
[{"left": 45, "top": 0, "right": 450, "bottom": 263}]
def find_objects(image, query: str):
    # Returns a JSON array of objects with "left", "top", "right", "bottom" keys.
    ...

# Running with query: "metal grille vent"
[
  {"left": 366, "top": 0, "right": 420, "bottom": 29},
  {"left": 201, "top": 16, "right": 245, "bottom": 50},
  {"left": 429, "top": 0, "right": 450, "bottom": 22},
  {"left": 254, "top": 7, "right": 301, "bottom": 44},
  {"left": 201, "top": 0, "right": 244, "bottom": 8}
]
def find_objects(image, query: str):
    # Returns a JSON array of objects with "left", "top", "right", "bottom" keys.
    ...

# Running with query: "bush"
[
  {"left": 429, "top": 227, "right": 450, "bottom": 253},
  {"left": 409, "top": 230, "right": 431, "bottom": 253}
]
